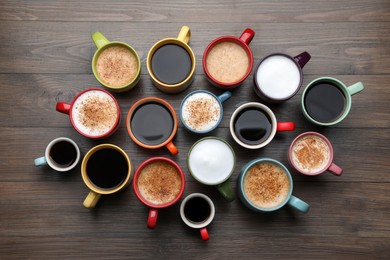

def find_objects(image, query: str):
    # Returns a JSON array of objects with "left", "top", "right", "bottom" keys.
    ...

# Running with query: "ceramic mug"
[
  {"left": 133, "top": 157, "right": 185, "bottom": 229},
  {"left": 288, "top": 132, "right": 343, "bottom": 176},
  {"left": 203, "top": 28, "right": 255, "bottom": 89},
  {"left": 180, "top": 193, "right": 215, "bottom": 241},
  {"left": 179, "top": 90, "right": 232, "bottom": 134},
  {"left": 91, "top": 32, "right": 141, "bottom": 92},
  {"left": 301, "top": 77, "right": 364, "bottom": 126},
  {"left": 238, "top": 158, "right": 310, "bottom": 213},
  {"left": 146, "top": 26, "right": 196, "bottom": 93},
  {"left": 126, "top": 97, "right": 179, "bottom": 155},
  {"left": 230, "top": 102, "right": 295, "bottom": 149},
  {"left": 34, "top": 137, "right": 81, "bottom": 172},
  {"left": 253, "top": 52, "right": 311, "bottom": 103},
  {"left": 56, "top": 88, "right": 121, "bottom": 139},
  {"left": 187, "top": 137, "right": 236, "bottom": 202},
  {"left": 81, "top": 144, "right": 133, "bottom": 209}
]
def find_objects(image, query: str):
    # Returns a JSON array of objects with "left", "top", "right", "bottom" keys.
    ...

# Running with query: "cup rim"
[
  {"left": 146, "top": 38, "right": 196, "bottom": 89},
  {"left": 179, "top": 90, "right": 224, "bottom": 134},
  {"left": 229, "top": 102, "right": 277, "bottom": 149},
  {"left": 187, "top": 136, "right": 236, "bottom": 185},
  {"left": 239, "top": 158, "right": 293, "bottom": 212},
  {"left": 126, "top": 97, "right": 178, "bottom": 149},
  {"left": 133, "top": 157, "right": 186, "bottom": 209},
  {"left": 44, "top": 137, "right": 81, "bottom": 172},
  {"left": 180, "top": 193, "right": 215, "bottom": 229},
  {"left": 203, "top": 36, "right": 254, "bottom": 88},
  {"left": 68, "top": 88, "right": 121, "bottom": 139},
  {"left": 288, "top": 131, "right": 334, "bottom": 176},
  {"left": 253, "top": 52, "right": 303, "bottom": 102},
  {"left": 81, "top": 144, "right": 132, "bottom": 195},
  {"left": 92, "top": 41, "right": 141, "bottom": 91},
  {"left": 301, "top": 77, "right": 352, "bottom": 126}
]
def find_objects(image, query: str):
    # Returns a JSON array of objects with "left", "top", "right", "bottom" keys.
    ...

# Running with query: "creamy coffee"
[
  {"left": 244, "top": 162, "right": 290, "bottom": 209},
  {"left": 137, "top": 161, "right": 182, "bottom": 205},
  {"left": 96, "top": 45, "right": 138, "bottom": 87},
  {"left": 256, "top": 55, "right": 301, "bottom": 100},
  {"left": 181, "top": 92, "right": 221, "bottom": 132},
  {"left": 72, "top": 90, "right": 118, "bottom": 137},
  {"left": 206, "top": 41, "right": 249, "bottom": 83},
  {"left": 291, "top": 134, "right": 331, "bottom": 173}
]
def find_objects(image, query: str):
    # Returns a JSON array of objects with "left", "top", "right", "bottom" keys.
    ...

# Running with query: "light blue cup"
[
  {"left": 179, "top": 90, "right": 232, "bottom": 134},
  {"left": 238, "top": 158, "right": 309, "bottom": 213}
]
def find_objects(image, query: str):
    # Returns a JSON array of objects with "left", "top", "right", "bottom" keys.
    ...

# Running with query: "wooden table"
[{"left": 1, "top": 1, "right": 389, "bottom": 259}]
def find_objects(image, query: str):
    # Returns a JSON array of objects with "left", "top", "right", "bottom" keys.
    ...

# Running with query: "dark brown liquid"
[
  {"left": 234, "top": 108, "right": 272, "bottom": 145},
  {"left": 86, "top": 148, "right": 128, "bottom": 190},
  {"left": 131, "top": 102, "right": 174, "bottom": 146},
  {"left": 184, "top": 197, "right": 211, "bottom": 223},
  {"left": 49, "top": 141, "right": 77, "bottom": 166},
  {"left": 151, "top": 44, "right": 192, "bottom": 85},
  {"left": 304, "top": 82, "right": 346, "bottom": 123}
]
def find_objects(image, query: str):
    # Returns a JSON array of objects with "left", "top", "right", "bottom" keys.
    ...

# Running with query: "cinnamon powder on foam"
[{"left": 183, "top": 95, "right": 220, "bottom": 131}]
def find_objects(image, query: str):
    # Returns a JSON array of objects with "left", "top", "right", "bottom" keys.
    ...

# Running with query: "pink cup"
[{"left": 288, "top": 132, "right": 343, "bottom": 176}]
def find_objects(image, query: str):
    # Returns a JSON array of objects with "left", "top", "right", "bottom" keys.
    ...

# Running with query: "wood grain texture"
[{"left": 0, "top": 0, "right": 389, "bottom": 259}]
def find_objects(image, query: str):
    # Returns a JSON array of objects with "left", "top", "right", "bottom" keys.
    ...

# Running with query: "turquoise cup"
[{"left": 238, "top": 158, "right": 309, "bottom": 213}]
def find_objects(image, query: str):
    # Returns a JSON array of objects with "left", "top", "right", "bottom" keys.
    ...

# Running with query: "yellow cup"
[
  {"left": 81, "top": 144, "right": 133, "bottom": 209},
  {"left": 147, "top": 26, "right": 196, "bottom": 93}
]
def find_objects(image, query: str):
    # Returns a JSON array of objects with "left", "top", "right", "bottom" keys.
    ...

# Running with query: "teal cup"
[
  {"left": 301, "top": 77, "right": 364, "bottom": 126},
  {"left": 238, "top": 158, "right": 309, "bottom": 213}
]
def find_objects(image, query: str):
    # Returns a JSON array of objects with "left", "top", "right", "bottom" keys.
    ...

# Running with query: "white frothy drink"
[
  {"left": 71, "top": 90, "right": 118, "bottom": 137},
  {"left": 256, "top": 55, "right": 301, "bottom": 100},
  {"left": 188, "top": 138, "right": 235, "bottom": 185},
  {"left": 181, "top": 92, "right": 221, "bottom": 132}
]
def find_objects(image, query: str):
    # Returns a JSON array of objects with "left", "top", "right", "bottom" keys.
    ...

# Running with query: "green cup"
[
  {"left": 301, "top": 77, "right": 364, "bottom": 126},
  {"left": 92, "top": 32, "right": 141, "bottom": 92}
]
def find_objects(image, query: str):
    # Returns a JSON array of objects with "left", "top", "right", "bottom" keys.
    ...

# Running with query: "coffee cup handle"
[
  {"left": 177, "top": 25, "right": 191, "bottom": 44},
  {"left": 347, "top": 82, "right": 364, "bottom": 96},
  {"left": 276, "top": 122, "right": 295, "bottom": 132},
  {"left": 294, "top": 51, "right": 311, "bottom": 69},
  {"left": 34, "top": 156, "right": 47, "bottom": 167},
  {"left": 147, "top": 209, "right": 158, "bottom": 229},
  {"left": 200, "top": 227, "right": 210, "bottom": 241},
  {"left": 56, "top": 102, "right": 71, "bottom": 115},
  {"left": 166, "top": 141, "right": 178, "bottom": 155},
  {"left": 218, "top": 91, "right": 232, "bottom": 103},
  {"left": 83, "top": 191, "right": 101, "bottom": 209},
  {"left": 287, "top": 195, "right": 310, "bottom": 213},
  {"left": 328, "top": 162, "right": 343, "bottom": 176},
  {"left": 239, "top": 28, "right": 255, "bottom": 45},
  {"left": 217, "top": 179, "right": 235, "bottom": 202},
  {"left": 92, "top": 32, "right": 110, "bottom": 49}
]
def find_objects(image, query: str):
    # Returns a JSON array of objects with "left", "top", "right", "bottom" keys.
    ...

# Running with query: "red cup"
[
  {"left": 56, "top": 88, "right": 120, "bottom": 139},
  {"left": 133, "top": 157, "right": 186, "bottom": 229},
  {"left": 203, "top": 28, "right": 255, "bottom": 89}
]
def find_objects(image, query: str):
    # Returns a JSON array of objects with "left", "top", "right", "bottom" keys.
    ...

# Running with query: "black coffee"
[
  {"left": 86, "top": 148, "right": 128, "bottom": 189},
  {"left": 304, "top": 82, "right": 346, "bottom": 123},
  {"left": 131, "top": 102, "right": 174, "bottom": 146},
  {"left": 184, "top": 197, "right": 211, "bottom": 223},
  {"left": 151, "top": 44, "right": 192, "bottom": 85},
  {"left": 234, "top": 108, "right": 272, "bottom": 145},
  {"left": 49, "top": 141, "right": 77, "bottom": 166}
]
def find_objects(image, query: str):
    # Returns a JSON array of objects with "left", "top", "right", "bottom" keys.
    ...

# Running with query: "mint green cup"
[{"left": 301, "top": 77, "right": 364, "bottom": 126}]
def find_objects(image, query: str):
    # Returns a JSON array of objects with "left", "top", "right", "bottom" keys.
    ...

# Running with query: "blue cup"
[
  {"left": 179, "top": 90, "right": 232, "bottom": 134},
  {"left": 238, "top": 158, "right": 309, "bottom": 213}
]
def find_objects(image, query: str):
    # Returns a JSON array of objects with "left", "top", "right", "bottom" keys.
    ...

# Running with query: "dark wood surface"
[{"left": 1, "top": 1, "right": 389, "bottom": 259}]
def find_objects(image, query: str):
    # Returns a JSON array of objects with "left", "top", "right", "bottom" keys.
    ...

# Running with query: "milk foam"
[
  {"left": 188, "top": 139, "right": 235, "bottom": 185},
  {"left": 256, "top": 55, "right": 301, "bottom": 99}
]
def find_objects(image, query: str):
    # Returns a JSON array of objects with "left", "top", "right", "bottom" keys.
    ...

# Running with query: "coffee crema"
[
  {"left": 244, "top": 162, "right": 290, "bottom": 209},
  {"left": 137, "top": 161, "right": 182, "bottom": 205},
  {"left": 206, "top": 41, "right": 249, "bottom": 83},
  {"left": 96, "top": 45, "right": 138, "bottom": 87},
  {"left": 181, "top": 92, "right": 221, "bottom": 132},
  {"left": 292, "top": 135, "right": 330, "bottom": 173},
  {"left": 72, "top": 90, "right": 118, "bottom": 137}
]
